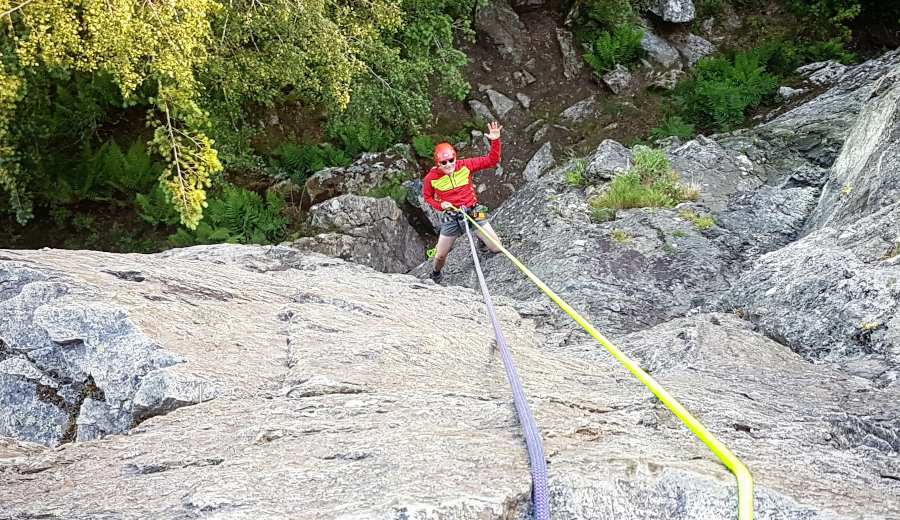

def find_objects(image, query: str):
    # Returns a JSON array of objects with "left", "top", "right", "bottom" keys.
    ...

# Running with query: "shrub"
[
  {"left": 674, "top": 46, "right": 780, "bottom": 132},
  {"left": 584, "top": 25, "right": 646, "bottom": 75},
  {"left": 573, "top": 0, "right": 640, "bottom": 42}
]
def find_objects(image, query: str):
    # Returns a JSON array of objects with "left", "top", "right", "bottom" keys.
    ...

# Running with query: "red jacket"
[{"left": 422, "top": 138, "right": 501, "bottom": 211}]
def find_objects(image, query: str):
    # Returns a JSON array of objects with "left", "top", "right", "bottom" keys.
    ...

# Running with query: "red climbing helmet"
[{"left": 433, "top": 142, "right": 456, "bottom": 164}]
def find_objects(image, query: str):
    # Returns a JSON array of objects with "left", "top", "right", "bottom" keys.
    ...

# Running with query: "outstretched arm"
[{"left": 465, "top": 122, "right": 502, "bottom": 172}]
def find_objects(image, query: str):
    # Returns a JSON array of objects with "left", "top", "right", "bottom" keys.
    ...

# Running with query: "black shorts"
[{"left": 439, "top": 205, "right": 489, "bottom": 236}]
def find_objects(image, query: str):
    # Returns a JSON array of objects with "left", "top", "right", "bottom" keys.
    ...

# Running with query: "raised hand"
[{"left": 486, "top": 121, "right": 502, "bottom": 140}]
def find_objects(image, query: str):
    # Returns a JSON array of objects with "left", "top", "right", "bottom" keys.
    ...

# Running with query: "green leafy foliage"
[
  {"left": 136, "top": 184, "right": 182, "bottom": 227},
  {"left": 2, "top": 0, "right": 477, "bottom": 231},
  {"left": 169, "top": 185, "right": 288, "bottom": 246},
  {"left": 584, "top": 25, "right": 646, "bottom": 75},
  {"left": 366, "top": 172, "right": 409, "bottom": 206},
  {"left": 565, "top": 158, "right": 586, "bottom": 186},
  {"left": 412, "top": 135, "right": 436, "bottom": 159},
  {"left": 674, "top": 45, "right": 780, "bottom": 132},
  {"left": 649, "top": 116, "right": 695, "bottom": 142},
  {"left": 273, "top": 141, "right": 351, "bottom": 184},
  {"left": 572, "top": 0, "right": 640, "bottom": 42},
  {"left": 38, "top": 139, "right": 164, "bottom": 207}
]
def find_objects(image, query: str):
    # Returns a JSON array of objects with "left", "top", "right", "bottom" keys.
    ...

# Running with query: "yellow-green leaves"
[{"left": 1, "top": 0, "right": 221, "bottom": 224}]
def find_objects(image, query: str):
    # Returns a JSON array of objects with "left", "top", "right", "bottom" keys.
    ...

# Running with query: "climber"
[{"left": 423, "top": 121, "right": 504, "bottom": 284}]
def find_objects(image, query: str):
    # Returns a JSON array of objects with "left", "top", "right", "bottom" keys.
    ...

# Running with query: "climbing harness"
[
  {"left": 453, "top": 205, "right": 754, "bottom": 520},
  {"left": 459, "top": 206, "right": 550, "bottom": 520}
]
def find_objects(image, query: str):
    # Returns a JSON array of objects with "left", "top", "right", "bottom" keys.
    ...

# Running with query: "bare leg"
[
  {"left": 432, "top": 233, "right": 459, "bottom": 272},
  {"left": 474, "top": 222, "right": 502, "bottom": 252}
]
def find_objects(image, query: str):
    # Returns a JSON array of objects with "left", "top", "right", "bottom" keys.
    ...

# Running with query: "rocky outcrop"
[
  {"left": 718, "top": 48, "right": 900, "bottom": 189},
  {"left": 669, "top": 33, "right": 715, "bottom": 68},
  {"left": 1, "top": 247, "right": 898, "bottom": 519},
  {"left": 288, "top": 194, "right": 426, "bottom": 273},
  {"left": 302, "top": 145, "right": 413, "bottom": 208},
  {"left": 410, "top": 152, "right": 745, "bottom": 337}
]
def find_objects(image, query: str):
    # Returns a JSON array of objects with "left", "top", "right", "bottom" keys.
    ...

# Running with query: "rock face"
[
  {"left": 288, "top": 194, "right": 426, "bottom": 273},
  {"left": 302, "top": 146, "right": 413, "bottom": 208},
  {"left": 801, "top": 62, "right": 900, "bottom": 234},
  {"left": 1, "top": 246, "right": 899, "bottom": 519},
  {"left": 0, "top": 263, "right": 209, "bottom": 446}
]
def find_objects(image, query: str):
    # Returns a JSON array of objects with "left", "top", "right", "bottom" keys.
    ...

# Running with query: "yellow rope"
[{"left": 453, "top": 205, "right": 753, "bottom": 519}]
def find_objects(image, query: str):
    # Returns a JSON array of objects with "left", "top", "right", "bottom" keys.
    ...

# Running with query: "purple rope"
[{"left": 460, "top": 209, "right": 550, "bottom": 520}]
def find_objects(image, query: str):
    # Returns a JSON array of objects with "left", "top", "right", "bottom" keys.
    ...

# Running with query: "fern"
[
  {"left": 584, "top": 26, "right": 646, "bottom": 75},
  {"left": 169, "top": 185, "right": 288, "bottom": 246},
  {"left": 137, "top": 183, "right": 181, "bottom": 227},
  {"left": 275, "top": 141, "right": 351, "bottom": 184},
  {"left": 412, "top": 135, "right": 435, "bottom": 158},
  {"left": 650, "top": 116, "right": 694, "bottom": 142},
  {"left": 677, "top": 46, "right": 780, "bottom": 132}
]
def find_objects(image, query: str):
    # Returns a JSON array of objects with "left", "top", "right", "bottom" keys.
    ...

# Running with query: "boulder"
[
  {"left": 669, "top": 33, "right": 715, "bottom": 68},
  {"left": 584, "top": 139, "right": 632, "bottom": 183},
  {"left": 522, "top": 142, "right": 554, "bottom": 181},
  {"left": 650, "top": 69, "right": 686, "bottom": 90},
  {"left": 469, "top": 99, "right": 497, "bottom": 123},
  {"left": 556, "top": 28, "right": 585, "bottom": 80},
  {"left": 302, "top": 146, "right": 413, "bottom": 208},
  {"left": 641, "top": 30, "right": 682, "bottom": 69},
  {"left": 289, "top": 195, "right": 426, "bottom": 273},
  {"left": 486, "top": 89, "right": 517, "bottom": 118},
  {"left": 405, "top": 178, "right": 444, "bottom": 233},
  {"left": 475, "top": 0, "right": 530, "bottom": 64},
  {"left": 645, "top": 0, "right": 696, "bottom": 23},
  {"left": 559, "top": 95, "right": 602, "bottom": 122},
  {"left": 602, "top": 64, "right": 635, "bottom": 95}
]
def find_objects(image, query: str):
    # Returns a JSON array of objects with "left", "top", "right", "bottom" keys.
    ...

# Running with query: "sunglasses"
[{"left": 439, "top": 158, "right": 455, "bottom": 166}]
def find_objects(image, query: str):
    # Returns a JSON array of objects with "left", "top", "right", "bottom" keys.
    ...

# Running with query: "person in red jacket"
[{"left": 422, "top": 122, "right": 503, "bottom": 284}]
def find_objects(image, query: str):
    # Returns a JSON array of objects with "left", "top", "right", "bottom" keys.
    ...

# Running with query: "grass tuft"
[
  {"left": 588, "top": 146, "right": 699, "bottom": 222},
  {"left": 677, "top": 209, "right": 715, "bottom": 229}
]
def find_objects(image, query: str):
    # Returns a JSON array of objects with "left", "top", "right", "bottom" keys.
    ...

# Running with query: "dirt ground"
[{"left": 428, "top": 8, "right": 668, "bottom": 211}]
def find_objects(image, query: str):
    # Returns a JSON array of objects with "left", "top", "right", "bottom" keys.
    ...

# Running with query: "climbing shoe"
[{"left": 430, "top": 270, "right": 443, "bottom": 284}]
